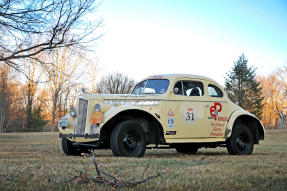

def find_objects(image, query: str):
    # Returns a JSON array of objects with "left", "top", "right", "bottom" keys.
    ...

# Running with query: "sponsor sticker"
[
  {"left": 168, "top": 117, "right": 175, "bottom": 128},
  {"left": 166, "top": 131, "right": 176, "bottom": 135},
  {"left": 168, "top": 109, "right": 175, "bottom": 116},
  {"left": 167, "top": 109, "right": 175, "bottom": 128},
  {"left": 209, "top": 102, "right": 222, "bottom": 120}
]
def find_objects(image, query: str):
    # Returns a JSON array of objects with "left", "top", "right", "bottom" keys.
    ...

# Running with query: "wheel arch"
[
  {"left": 100, "top": 109, "right": 165, "bottom": 145},
  {"left": 227, "top": 111, "right": 265, "bottom": 144}
]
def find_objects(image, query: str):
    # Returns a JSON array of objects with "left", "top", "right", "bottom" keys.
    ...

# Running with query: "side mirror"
[{"left": 173, "top": 87, "right": 179, "bottom": 94}]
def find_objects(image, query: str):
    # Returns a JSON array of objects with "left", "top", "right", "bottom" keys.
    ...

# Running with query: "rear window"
[{"left": 208, "top": 84, "right": 223, "bottom": 97}]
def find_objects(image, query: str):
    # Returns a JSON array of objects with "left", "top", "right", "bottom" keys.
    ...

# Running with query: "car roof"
[{"left": 147, "top": 74, "right": 217, "bottom": 83}]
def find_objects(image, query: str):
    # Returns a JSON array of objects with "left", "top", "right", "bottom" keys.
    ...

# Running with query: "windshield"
[{"left": 132, "top": 79, "right": 170, "bottom": 95}]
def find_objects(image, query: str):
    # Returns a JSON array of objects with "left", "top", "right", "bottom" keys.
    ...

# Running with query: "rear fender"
[{"left": 226, "top": 109, "right": 265, "bottom": 143}]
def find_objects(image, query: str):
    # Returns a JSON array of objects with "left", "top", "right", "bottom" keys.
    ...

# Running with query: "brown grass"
[{"left": 0, "top": 130, "right": 286, "bottom": 190}]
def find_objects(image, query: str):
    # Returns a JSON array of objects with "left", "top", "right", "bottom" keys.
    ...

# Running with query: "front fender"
[{"left": 101, "top": 105, "right": 161, "bottom": 127}]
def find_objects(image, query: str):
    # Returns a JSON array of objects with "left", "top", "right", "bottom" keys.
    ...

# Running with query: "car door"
[
  {"left": 165, "top": 79, "right": 211, "bottom": 138},
  {"left": 207, "top": 83, "right": 234, "bottom": 137}
]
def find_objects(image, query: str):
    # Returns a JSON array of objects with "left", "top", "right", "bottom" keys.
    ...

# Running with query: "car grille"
[{"left": 75, "top": 98, "right": 88, "bottom": 135}]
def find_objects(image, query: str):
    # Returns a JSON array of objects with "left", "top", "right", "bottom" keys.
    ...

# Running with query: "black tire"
[
  {"left": 227, "top": 125, "right": 254, "bottom": 155},
  {"left": 110, "top": 120, "right": 147, "bottom": 157},
  {"left": 175, "top": 144, "right": 198, "bottom": 154},
  {"left": 61, "top": 137, "right": 81, "bottom": 156}
]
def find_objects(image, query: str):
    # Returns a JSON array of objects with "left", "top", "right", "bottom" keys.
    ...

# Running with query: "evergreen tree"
[{"left": 225, "top": 54, "right": 264, "bottom": 119}]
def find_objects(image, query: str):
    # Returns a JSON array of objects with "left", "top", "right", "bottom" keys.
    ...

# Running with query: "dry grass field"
[{"left": 0, "top": 129, "right": 286, "bottom": 191}]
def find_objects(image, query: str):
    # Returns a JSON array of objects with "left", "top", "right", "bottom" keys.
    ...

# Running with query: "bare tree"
[
  {"left": 86, "top": 59, "right": 99, "bottom": 92},
  {"left": 258, "top": 69, "right": 287, "bottom": 129},
  {"left": 8, "top": 81, "right": 26, "bottom": 132},
  {"left": 0, "top": 63, "right": 11, "bottom": 132},
  {"left": 0, "top": 0, "right": 101, "bottom": 69},
  {"left": 45, "top": 47, "right": 84, "bottom": 131},
  {"left": 23, "top": 51, "right": 44, "bottom": 129},
  {"left": 96, "top": 73, "right": 135, "bottom": 94},
  {"left": 277, "top": 66, "right": 287, "bottom": 129},
  {"left": 278, "top": 66, "right": 287, "bottom": 96}
]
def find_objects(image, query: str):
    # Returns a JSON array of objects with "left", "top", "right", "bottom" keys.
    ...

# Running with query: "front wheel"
[
  {"left": 110, "top": 120, "right": 147, "bottom": 157},
  {"left": 61, "top": 137, "right": 81, "bottom": 156},
  {"left": 61, "top": 138, "right": 90, "bottom": 156},
  {"left": 227, "top": 125, "right": 254, "bottom": 155}
]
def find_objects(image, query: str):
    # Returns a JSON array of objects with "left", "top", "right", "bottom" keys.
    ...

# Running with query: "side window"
[
  {"left": 173, "top": 81, "right": 183, "bottom": 95},
  {"left": 208, "top": 84, "right": 223, "bottom": 97},
  {"left": 173, "top": 80, "right": 204, "bottom": 96},
  {"left": 183, "top": 81, "right": 204, "bottom": 96}
]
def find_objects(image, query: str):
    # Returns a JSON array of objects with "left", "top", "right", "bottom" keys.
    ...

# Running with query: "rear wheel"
[
  {"left": 227, "top": 125, "right": 254, "bottom": 155},
  {"left": 175, "top": 144, "right": 198, "bottom": 154},
  {"left": 110, "top": 120, "right": 147, "bottom": 157}
]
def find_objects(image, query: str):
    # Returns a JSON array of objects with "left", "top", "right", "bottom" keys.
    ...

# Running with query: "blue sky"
[{"left": 93, "top": 0, "right": 287, "bottom": 84}]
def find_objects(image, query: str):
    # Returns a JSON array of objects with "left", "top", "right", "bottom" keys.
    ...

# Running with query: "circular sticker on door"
[{"left": 183, "top": 107, "right": 197, "bottom": 125}]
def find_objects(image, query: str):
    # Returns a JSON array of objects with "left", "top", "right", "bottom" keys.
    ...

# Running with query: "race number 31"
[
  {"left": 186, "top": 112, "right": 194, "bottom": 121},
  {"left": 183, "top": 107, "right": 197, "bottom": 124}
]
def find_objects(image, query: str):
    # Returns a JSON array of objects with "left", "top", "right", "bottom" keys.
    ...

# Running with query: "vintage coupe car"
[{"left": 58, "top": 74, "right": 265, "bottom": 157}]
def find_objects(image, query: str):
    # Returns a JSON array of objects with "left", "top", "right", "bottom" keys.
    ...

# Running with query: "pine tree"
[{"left": 225, "top": 54, "right": 264, "bottom": 119}]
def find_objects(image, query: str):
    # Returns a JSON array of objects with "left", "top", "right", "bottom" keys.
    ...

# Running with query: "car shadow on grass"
[
  {"left": 143, "top": 152, "right": 230, "bottom": 159},
  {"left": 82, "top": 148, "right": 265, "bottom": 159},
  {"left": 90, "top": 149, "right": 230, "bottom": 158}
]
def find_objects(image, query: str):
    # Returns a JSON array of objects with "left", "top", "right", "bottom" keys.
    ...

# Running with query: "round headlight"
[
  {"left": 70, "top": 107, "right": 76, "bottom": 117},
  {"left": 94, "top": 103, "right": 101, "bottom": 112}
]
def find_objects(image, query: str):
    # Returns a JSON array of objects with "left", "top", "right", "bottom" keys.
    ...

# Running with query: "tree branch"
[{"left": 50, "top": 151, "right": 168, "bottom": 189}]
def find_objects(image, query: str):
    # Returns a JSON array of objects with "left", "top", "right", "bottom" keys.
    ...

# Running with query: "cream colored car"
[{"left": 58, "top": 74, "right": 265, "bottom": 157}]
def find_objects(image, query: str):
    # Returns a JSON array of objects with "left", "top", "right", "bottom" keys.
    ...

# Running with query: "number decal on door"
[
  {"left": 185, "top": 112, "right": 194, "bottom": 121},
  {"left": 183, "top": 107, "right": 197, "bottom": 124}
]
